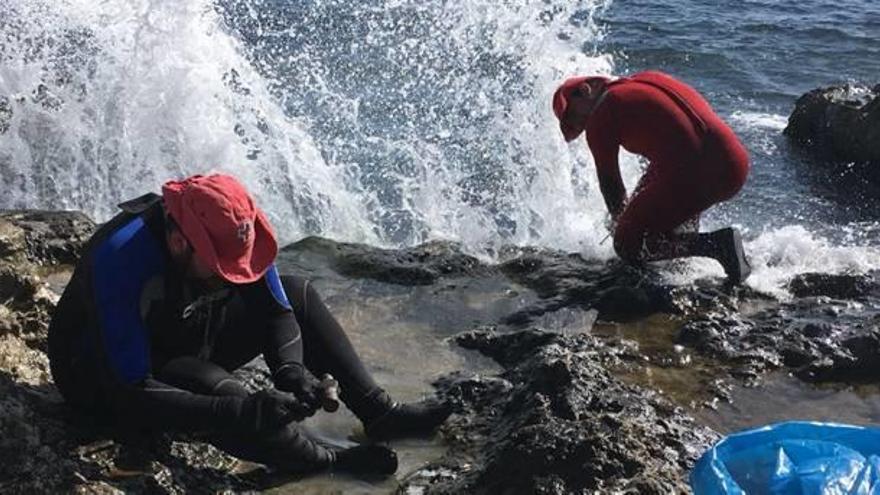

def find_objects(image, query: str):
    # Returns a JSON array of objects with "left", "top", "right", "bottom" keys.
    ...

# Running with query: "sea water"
[{"left": 1, "top": 0, "right": 878, "bottom": 295}]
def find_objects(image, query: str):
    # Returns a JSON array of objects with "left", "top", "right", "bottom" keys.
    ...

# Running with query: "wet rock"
[
  {"left": 0, "top": 212, "right": 93, "bottom": 347},
  {"left": 285, "top": 236, "right": 490, "bottom": 285},
  {"left": 676, "top": 313, "right": 756, "bottom": 360},
  {"left": 0, "top": 372, "right": 82, "bottom": 493},
  {"left": 788, "top": 271, "right": 880, "bottom": 300},
  {"left": 784, "top": 84, "right": 880, "bottom": 180},
  {"left": 0, "top": 211, "right": 95, "bottom": 265},
  {"left": 455, "top": 326, "right": 559, "bottom": 367},
  {"left": 796, "top": 327, "right": 880, "bottom": 382},
  {"left": 0, "top": 272, "right": 61, "bottom": 349},
  {"left": 670, "top": 278, "right": 768, "bottom": 315},
  {"left": 677, "top": 276, "right": 880, "bottom": 385},
  {"left": 0, "top": 215, "right": 29, "bottom": 260},
  {"left": 405, "top": 327, "right": 719, "bottom": 494},
  {"left": 528, "top": 307, "right": 598, "bottom": 336},
  {"left": 499, "top": 250, "right": 677, "bottom": 324},
  {"left": 0, "top": 268, "right": 40, "bottom": 302},
  {"left": 594, "top": 285, "right": 667, "bottom": 321}
]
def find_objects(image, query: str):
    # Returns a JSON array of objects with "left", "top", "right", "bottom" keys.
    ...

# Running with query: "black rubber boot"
[
  {"left": 711, "top": 227, "right": 751, "bottom": 284},
  {"left": 333, "top": 445, "right": 398, "bottom": 476},
  {"left": 349, "top": 389, "right": 452, "bottom": 440},
  {"left": 364, "top": 399, "right": 453, "bottom": 440}
]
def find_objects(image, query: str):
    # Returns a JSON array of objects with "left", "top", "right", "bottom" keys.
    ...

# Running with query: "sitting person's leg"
[
  {"left": 157, "top": 355, "right": 249, "bottom": 397},
  {"left": 281, "top": 275, "right": 451, "bottom": 439},
  {"left": 156, "top": 356, "right": 396, "bottom": 474}
]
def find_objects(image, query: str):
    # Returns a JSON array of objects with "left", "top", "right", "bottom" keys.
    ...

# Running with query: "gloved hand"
[
  {"left": 275, "top": 366, "right": 323, "bottom": 417},
  {"left": 240, "top": 389, "right": 311, "bottom": 434},
  {"left": 334, "top": 445, "right": 398, "bottom": 476}
]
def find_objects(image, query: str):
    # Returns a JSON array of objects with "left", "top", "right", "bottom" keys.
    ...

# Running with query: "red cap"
[
  {"left": 552, "top": 76, "right": 609, "bottom": 142},
  {"left": 162, "top": 174, "right": 278, "bottom": 284}
]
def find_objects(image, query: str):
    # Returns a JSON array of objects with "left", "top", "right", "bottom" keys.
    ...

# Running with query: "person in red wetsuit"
[{"left": 553, "top": 70, "right": 751, "bottom": 283}]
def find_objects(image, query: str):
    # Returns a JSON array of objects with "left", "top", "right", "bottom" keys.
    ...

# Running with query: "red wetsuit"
[{"left": 584, "top": 71, "right": 749, "bottom": 261}]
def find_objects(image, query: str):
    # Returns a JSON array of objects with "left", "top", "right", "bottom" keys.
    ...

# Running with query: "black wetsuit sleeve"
[
  {"left": 110, "top": 379, "right": 247, "bottom": 433},
  {"left": 263, "top": 310, "right": 309, "bottom": 392},
  {"left": 240, "top": 273, "right": 308, "bottom": 392}
]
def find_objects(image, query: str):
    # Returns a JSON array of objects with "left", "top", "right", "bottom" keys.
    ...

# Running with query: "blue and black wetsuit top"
[{"left": 49, "top": 193, "right": 308, "bottom": 431}]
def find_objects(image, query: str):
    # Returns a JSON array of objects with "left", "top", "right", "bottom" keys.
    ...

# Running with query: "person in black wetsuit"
[{"left": 48, "top": 173, "right": 451, "bottom": 476}]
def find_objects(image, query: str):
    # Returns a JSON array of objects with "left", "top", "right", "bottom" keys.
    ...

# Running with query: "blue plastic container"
[{"left": 691, "top": 421, "right": 880, "bottom": 494}]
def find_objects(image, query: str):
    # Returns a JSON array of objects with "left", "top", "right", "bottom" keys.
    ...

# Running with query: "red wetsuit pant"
[{"left": 612, "top": 123, "right": 749, "bottom": 262}]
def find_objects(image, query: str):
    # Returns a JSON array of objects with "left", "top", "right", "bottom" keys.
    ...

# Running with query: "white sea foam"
[
  {"left": 0, "top": 0, "right": 621, "bottom": 253},
  {"left": 1, "top": 0, "right": 877, "bottom": 291},
  {"left": 730, "top": 111, "right": 789, "bottom": 131},
  {"left": 0, "top": 0, "right": 374, "bottom": 244},
  {"left": 662, "top": 225, "right": 880, "bottom": 298}
]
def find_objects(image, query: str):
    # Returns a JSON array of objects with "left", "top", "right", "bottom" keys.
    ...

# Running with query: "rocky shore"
[
  {"left": 402, "top": 327, "right": 718, "bottom": 493},
  {"left": 2, "top": 208, "right": 879, "bottom": 494},
  {"left": 784, "top": 83, "right": 880, "bottom": 185}
]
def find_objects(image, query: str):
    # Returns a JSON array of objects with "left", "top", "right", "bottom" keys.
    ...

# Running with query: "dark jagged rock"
[
  {"left": 499, "top": 249, "right": 677, "bottom": 324},
  {"left": 0, "top": 211, "right": 94, "bottom": 347},
  {"left": 784, "top": 84, "right": 880, "bottom": 178},
  {"left": 284, "top": 236, "right": 490, "bottom": 285},
  {"left": 0, "top": 210, "right": 95, "bottom": 265},
  {"left": 677, "top": 271, "right": 880, "bottom": 384},
  {"left": 787, "top": 271, "right": 879, "bottom": 300},
  {"left": 401, "top": 327, "right": 718, "bottom": 494},
  {"left": 455, "top": 326, "right": 561, "bottom": 367},
  {"left": 670, "top": 277, "right": 770, "bottom": 315},
  {"left": 0, "top": 370, "right": 260, "bottom": 494}
]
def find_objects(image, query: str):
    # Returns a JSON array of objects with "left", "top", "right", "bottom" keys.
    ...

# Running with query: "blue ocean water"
[
  {"left": 600, "top": 0, "right": 880, "bottom": 232},
  {"left": 215, "top": 0, "right": 880, "bottom": 236},
  {"left": 0, "top": 0, "right": 878, "bottom": 292}
]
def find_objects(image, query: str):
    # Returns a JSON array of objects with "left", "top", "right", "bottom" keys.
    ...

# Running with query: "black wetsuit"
[{"left": 48, "top": 194, "right": 383, "bottom": 471}]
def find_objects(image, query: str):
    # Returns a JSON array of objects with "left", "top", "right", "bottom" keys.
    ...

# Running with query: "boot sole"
[
  {"left": 716, "top": 228, "right": 751, "bottom": 284},
  {"left": 732, "top": 229, "right": 752, "bottom": 283}
]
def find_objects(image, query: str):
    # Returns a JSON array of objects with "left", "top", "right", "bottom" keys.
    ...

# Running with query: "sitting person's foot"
[
  {"left": 363, "top": 394, "right": 452, "bottom": 440},
  {"left": 333, "top": 445, "right": 398, "bottom": 476},
  {"left": 713, "top": 227, "right": 751, "bottom": 284}
]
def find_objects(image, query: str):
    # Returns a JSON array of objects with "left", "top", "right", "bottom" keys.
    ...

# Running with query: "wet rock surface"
[
  {"left": 495, "top": 246, "right": 880, "bottom": 391},
  {"left": 0, "top": 211, "right": 95, "bottom": 349},
  {"left": 286, "top": 236, "right": 490, "bottom": 286},
  {"left": 3, "top": 220, "right": 880, "bottom": 493},
  {"left": 402, "top": 327, "right": 718, "bottom": 494},
  {"left": 498, "top": 249, "right": 678, "bottom": 324},
  {"left": 785, "top": 84, "right": 880, "bottom": 181},
  {"left": 0, "top": 211, "right": 95, "bottom": 265},
  {"left": 679, "top": 271, "right": 880, "bottom": 385}
]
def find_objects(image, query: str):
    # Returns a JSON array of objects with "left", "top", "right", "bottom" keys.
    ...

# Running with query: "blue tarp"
[{"left": 691, "top": 421, "right": 880, "bottom": 494}]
